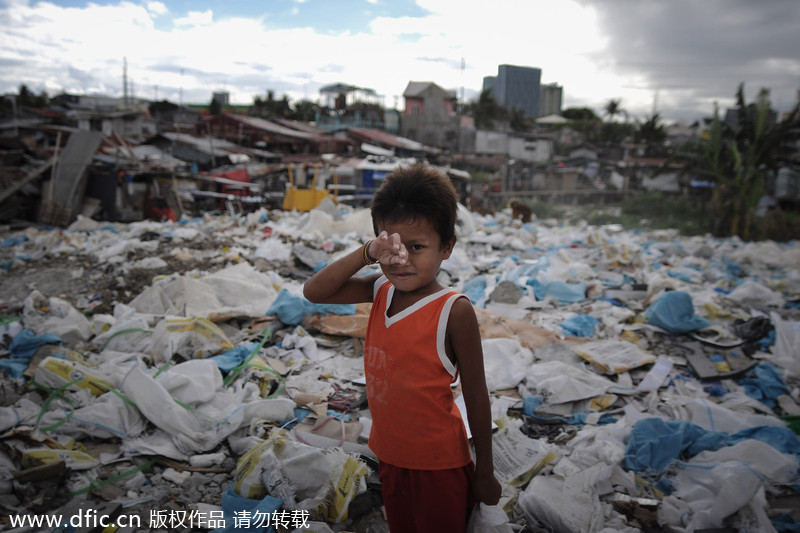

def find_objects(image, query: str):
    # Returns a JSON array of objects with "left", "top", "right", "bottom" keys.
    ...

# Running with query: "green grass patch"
[
  {"left": 569, "top": 192, "right": 709, "bottom": 235},
  {"left": 527, "top": 200, "right": 566, "bottom": 220}
]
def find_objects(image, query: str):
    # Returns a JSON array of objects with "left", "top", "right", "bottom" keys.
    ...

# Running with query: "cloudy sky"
[{"left": 1, "top": 0, "right": 799, "bottom": 124}]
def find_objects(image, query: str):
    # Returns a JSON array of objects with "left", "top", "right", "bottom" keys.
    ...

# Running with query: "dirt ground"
[{"left": 0, "top": 230, "right": 248, "bottom": 316}]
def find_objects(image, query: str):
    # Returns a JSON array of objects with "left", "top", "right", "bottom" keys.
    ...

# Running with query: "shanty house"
[
  {"left": 399, "top": 81, "right": 460, "bottom": 151},
  {"left": 203, "top": 114, "right": 350, "bottom": 155}
]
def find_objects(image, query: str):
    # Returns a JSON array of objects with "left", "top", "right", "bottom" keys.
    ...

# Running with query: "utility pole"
[
  {"left": 458, "top": 57, "right": 465, "bottom": 154},
  {"left": 123, "top": 57, "right": 129, "bottom": 110}
]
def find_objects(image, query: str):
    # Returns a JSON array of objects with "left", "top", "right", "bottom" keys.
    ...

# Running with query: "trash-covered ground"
[{"left": 1, "top": 199, "right": 799, "bottom": 533}]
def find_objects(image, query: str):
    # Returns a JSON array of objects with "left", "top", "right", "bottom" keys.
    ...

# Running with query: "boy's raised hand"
[{"left": 369, "top": 231, "right": 408, "bottom": 265}]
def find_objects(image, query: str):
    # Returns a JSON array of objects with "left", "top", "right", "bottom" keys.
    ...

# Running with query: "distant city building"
[
  {"left": 724, "top": 107, "right": 777, "bottom": 132},
  {"left": 482, "top": 76, "right": 497, "bottom": 95},
  {"left": 495, "top": 64, "right": 541, "bottom": 119},
  {"left": 212, "top": 91, "right": 230, "bottom": 106},
  {"left": 540, "top": 83, "right": 563, "bottom": 117}
]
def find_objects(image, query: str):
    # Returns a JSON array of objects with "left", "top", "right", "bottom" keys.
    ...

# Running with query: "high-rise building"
[
  {"left": 540, "top": 83, "right": 563, "bottom": 117},
  {"left": 495, "top": 64, "right": 541, "bottom": 119},
  {"left": 482, "top": 76, "right": 497, "bottom": 95},
  {"left": 212, "top": 91, "right": 230, "bottom": 106}
]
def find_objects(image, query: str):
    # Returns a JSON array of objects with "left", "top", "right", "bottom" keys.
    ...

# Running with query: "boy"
[{"left": 303, "top": 164, "right": 501, "bottom": 532}]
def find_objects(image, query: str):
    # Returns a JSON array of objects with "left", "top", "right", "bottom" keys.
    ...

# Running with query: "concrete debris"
[{"left": 0, "top": 203, "right": 799, "bottom": 533}]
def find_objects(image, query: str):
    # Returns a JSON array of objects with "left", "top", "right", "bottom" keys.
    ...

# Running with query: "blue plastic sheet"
[
  {"left": 213, "top": 487, "right": 282, "bottom": 532},
  {"left": 731, "top": 426, "right": 800, "bottom": 460},
  {"left": 0, "top": 236, "right": 28, "bottom": 247},
  {"left": 526, "top": 279, "right": 546, "bottom": 301},
  {"left": 738, "top": 363, "right": 789, "bottom": 409},
  {"left": 756, "top": 329, "right": 776, "bottom": 351},
  {"left": 667, "top": 270, "right": 695, "bottom": 283},
  {"left": 625, "top": 417, "right": 800, "bottom": 476},
  {"left": 211, "top": 343, "right": 258, "bottom": 373},
  {"left": 559, "top": 314, "right": 598, "bottom": 338},
  {"left": 644, "top": 290, "right": 710, "bottom": 334},
  {"left": 1, "top": 329, "right": 61, "bottom": 381},
  {"left": 266, "top": 289, "right": 356, "bottom": 326},
  {"left": 544, "top": 281, "right": 586, "bottom": 303},
  {"left": 771, "top": 512, "right": 800, "bottom": 533},
  {"left": 463, "top": 276, "right": 487, "bottom": 307},
  {"left": 279, "top": 407, "right": 313, "bottom": 430},
  {"left": 598, "top": 297, "right": 624, "bottom": 307},
  {"left": 10, "top": 329, "right": 62, "bottom": 358},
  {"left": 720, "top": 257, "right": 744, "bottom": 279},
  {"left": 499, "top": 263, "right": 542, "bottom": 285},
  {"left": 522, "top": 396, "right": 616, "bottom": 427},
  {"left": 625, "top": 418, "right": 727, "bottom": 475}
]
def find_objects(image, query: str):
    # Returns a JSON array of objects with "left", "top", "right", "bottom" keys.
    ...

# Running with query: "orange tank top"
[{"left": 364, "top": 277, "right": 472, "bottom": 470}]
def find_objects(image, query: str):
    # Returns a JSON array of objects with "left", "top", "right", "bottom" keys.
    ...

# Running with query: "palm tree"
[
  {"left": 251, "top": 90, "right": 292, "bottom": 119},
  {"left": 716, "top": 84, "right": 798, "bottom": 239},
  {"left": 291, "top": 99, "right": 318, "bottom": 122},
  {"left": 635, "top": 112, "right": 666, "bottom": 146},
  {"left": 604, "top": 98, "right": 623, "bottom": 122},
  {"left": 674, "top": 83, "right": 799, "bottom": 239}
]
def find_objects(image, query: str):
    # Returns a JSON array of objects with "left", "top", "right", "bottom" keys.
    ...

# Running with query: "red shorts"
[{"left": 378, "top": 460, "right": 475, "bottom": 533}]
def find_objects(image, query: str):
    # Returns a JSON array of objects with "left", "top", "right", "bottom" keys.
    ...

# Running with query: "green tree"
[
  {"left": 599, "top": 98, "right": 633, "bottom": 146},
  {"left": 0, "top": 96, "right": 12, "bottom": 116},
  {"left": 508, "top": 105, "right": 529, "bottom": 132},
  {"left": 290, "top": 99, "right": 318, "bottom": 122},
  {"left": 208, "top": 95, "right": 222, "bottom": 115},
  {"left": 16, "top": 84, "right": 48, "bottom": 107},
  {"left": 467, "top": 89, "right": 506, "bottom": 129},
  {"left": 716, "top": 85, "right": 798, "bottom": 239},
  {"left": 562, "top": 107, "right": 599, "bottom": 121},
  {"left": 676, "top": 83, "right": 799, "bottom": 239},
  {"left": 252, "top": 90, "right": 292, "bottom": 119},
  {"left": 604, "top": 98, "right": 623, "bottom": 122},
  {"left": 560, "top": 107, "right": 603, "bottom": 144},
  {"left": 634, "top": 112, "right": 667, "bottom": 147}
]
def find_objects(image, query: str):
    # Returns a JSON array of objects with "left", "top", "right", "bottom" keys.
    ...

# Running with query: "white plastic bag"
[
  {"left": 482, "top": 338, "right": 534, "bottom": 391},
  {"left": 467, "top": 503, "right": 514, "bottom": 533},
  {"left": 770, "top": 311, "right": 800, "bottom": 379}
]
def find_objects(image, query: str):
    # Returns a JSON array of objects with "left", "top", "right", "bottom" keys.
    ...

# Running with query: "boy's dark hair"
[{"left": 370, "top": 164, "right": 458, "bottom": 247}]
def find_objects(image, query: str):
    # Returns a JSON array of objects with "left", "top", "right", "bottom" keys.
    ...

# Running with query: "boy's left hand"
[{"left": 473, "top": 466, "right": 502, "bottom": 505}]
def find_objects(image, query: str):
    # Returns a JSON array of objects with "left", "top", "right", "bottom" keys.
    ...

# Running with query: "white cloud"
[
  {"left": 174, "top": 9, "right": 213, "bottom": 27},
  {"left": 1, "top": 0, "right": 797, "bottom": 122},
  {"left": 147, "top": 2, "right": 168, "bottom": 16}
]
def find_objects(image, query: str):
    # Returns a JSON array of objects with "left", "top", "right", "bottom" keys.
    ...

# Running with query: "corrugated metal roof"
[
  {"left": 403, "top": 81, "right": 457, "bottom": 99},
  {"left": 273, "top": 118, "right": 327, "bottom": 135},
  {"left": 348, "top": 128, "right": 424, "bottom": 151},
  {"left": 162, "top": 132, "right": 232, "bottom": 157},
  {"left": 228, "top": 115, "right": 313, "bottom": 140},
  {"left": 403, "top": 81, "right": 433, "bottom": 98}
]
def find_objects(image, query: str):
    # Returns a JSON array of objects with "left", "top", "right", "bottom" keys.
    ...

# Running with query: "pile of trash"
[{"left": 1, "top": 198, "right": 799, "bottom": 533}]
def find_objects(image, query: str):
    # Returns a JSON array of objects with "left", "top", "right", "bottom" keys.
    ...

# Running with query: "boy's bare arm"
[
  {"left": 302, "top": 243, "right": 378, "bottom": 304},
  {"left": 302, "top": 233, "right": 407, "bottom": 305},
  {"left": 449, "top": 298, "right": 502, "bottom": 505}
]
